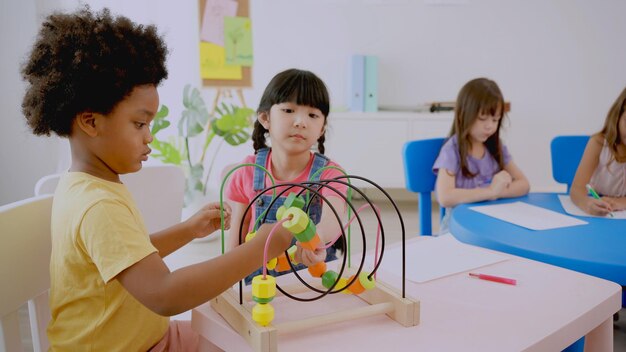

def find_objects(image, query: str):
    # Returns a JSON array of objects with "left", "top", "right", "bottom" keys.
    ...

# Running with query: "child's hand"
[
  {"left": 490, "top": 170, "right": 512, "bottom": 197},
  {"left": 187, "top": 202, "right": 232, "bottom": 239},
  {"left": 584, "top": 198, "right": 613, "bottom": 216},
  {"left": 602, "top": 196, "right": 625, "bottom": 211},
  {"left": 294, "top": 244, "right": 326, "bottom": 267}
]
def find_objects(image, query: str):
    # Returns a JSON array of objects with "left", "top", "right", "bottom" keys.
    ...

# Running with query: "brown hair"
[
  {"left": 599, "top": 87, "right": 626, "bottom": 163},
  {"left": 450, "top": 78, "right": 506, "bottom": 178}
]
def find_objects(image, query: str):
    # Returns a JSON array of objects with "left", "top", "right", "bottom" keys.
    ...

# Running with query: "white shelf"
[{"left": 325, "top": 111, "right": 453, "bottom": 189}]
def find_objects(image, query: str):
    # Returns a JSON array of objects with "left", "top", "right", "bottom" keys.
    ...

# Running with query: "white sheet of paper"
[
  {"left": 469, "top": 201, "right": 588, "bottom": 230},
  {"left": 557, "top": 194, "right": 626, "bottom": 219},
  {"left": 377, "top": 235, "right": 508, "bottom": 283}
]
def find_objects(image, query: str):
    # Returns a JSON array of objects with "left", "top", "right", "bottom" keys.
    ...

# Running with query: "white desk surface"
[{"left": 183, "top": 236, "right": 620, "bottom": 352}]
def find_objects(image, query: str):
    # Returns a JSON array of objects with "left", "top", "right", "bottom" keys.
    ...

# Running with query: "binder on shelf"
[
  {"left": 349, "top": 55, "right": 365, "bottom": 112},
  {"left": 364, "top": 55, "right": 378, "bottom": 112}
]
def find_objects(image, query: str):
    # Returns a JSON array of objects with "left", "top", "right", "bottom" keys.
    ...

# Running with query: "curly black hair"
[{"left": 21, "top": 6, "right": 168, "bottom": 137}]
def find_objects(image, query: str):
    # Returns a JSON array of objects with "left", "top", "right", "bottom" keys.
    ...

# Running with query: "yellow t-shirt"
[{"left": 47, "top": 172, "right": 168, "bottom": 351}]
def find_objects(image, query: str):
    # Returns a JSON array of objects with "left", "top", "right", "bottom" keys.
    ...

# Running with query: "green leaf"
[
  {"left": 180, "top": 85, "right": 209, "bottom": 138},
  {"left": 151, "top": 105, "right": 171, "bottom": 135},
  {"left": 149, "top": 140, "right": 183, "bottom": 165}
]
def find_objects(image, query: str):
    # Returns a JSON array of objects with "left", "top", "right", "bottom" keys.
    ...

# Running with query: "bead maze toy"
[{"left": 212, "top": 166, "right": 420, "bottom": 352}]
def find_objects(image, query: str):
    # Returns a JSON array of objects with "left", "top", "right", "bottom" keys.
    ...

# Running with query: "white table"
[{"left": 190, "top": 236, "right": 620, "bottom": 351}]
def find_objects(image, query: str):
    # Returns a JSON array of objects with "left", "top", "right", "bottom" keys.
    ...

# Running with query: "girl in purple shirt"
[{"left": 433, "top": 78, "right": 529, "bottom": 223}]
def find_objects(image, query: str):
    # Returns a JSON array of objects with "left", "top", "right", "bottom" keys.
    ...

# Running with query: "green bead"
[
  {"left": 294, "top": 219, "right": 316, "bottom": 243},
  {"left": 322, "top": 270, "right": 339, "bottom": 289},
  {"left": 253, "top": 295, "right": 274, "bottom": 304},
  {"left": 284, "top": 193, "right": 305, "bottom": 209}
]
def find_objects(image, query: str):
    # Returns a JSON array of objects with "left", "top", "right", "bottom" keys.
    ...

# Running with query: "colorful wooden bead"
[
  {"left": 299, "top": 233, "right": 321, "bottom": 251},
  {"left": 335, "top": 277, "right": 352, "bottom": 294},
  {"left": 276, "top": 205, "right": 287, "bottom": 221},
  {"left": 252, "top": 303, "right": 274, "bottom": 326},
  {"left": 252, "top": 275, "right": 276, "bottom": 300},
  {"left": 359, "top": 271, "right": 376, "bottom": 290},
  {"left": 284, "top": 193, "right": 305, "bottom": 209},
  {"left": 287, "top": 245, "right": 298, "bottom": 263},
  {"left": 266, "top": 257, "right": 277, "bottom": 270},
  {"left": 275, "top": 254, "right": 291, "bottom": 272},
  {"left": 322, "top": 270, "right": 339, "bottom": 289},
  {"left": 307, "top": 261, "right": 327, "bottom": 278},
  {"left": 244, "top": 231, "right": 256, "bottom": 242},
  {"left": 282, "top": 207, "right": 309, "bottom": 234},
  {"left": 293, "top": 219, "right": 316, "bottom": 243},
  {"left": 347, "top": 274, "right": 365, "bottom": 294}
]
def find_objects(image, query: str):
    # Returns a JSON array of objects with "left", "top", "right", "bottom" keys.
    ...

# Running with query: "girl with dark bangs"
[{"left": 226, "top": 69, "right": 348, "bottom": 283}]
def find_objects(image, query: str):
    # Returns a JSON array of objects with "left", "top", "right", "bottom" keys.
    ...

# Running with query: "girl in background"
[
  {"left": 433, "top": 78, "right": 529, "bottom": 232},
  {"left": 570, "top": 87, "right": 626, "bottom": 216},
  {"left": 226, "top": 69, "right": 348, "bottom": 283}
]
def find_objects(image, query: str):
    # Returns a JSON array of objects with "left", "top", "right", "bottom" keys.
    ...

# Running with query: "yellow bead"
[
  {"left": 266, "top": 257, "right": 277, "bottom": 270},
  {"left": 335, "top": 277, "right": 352, "bottom": 294},
  {"left": 252, "top": 303, "right": 274, "bottom": 326},
  {"left": 252, "top": 275, "right": 276, "bottom": 300},
  {"left": 244, "top": 231, "right": 256, "bottom": 242},
  {"left": 282, "top": 207, "right": 309, "bottom": 234},
  {"left": 359, "top": 271, "right": 376, "bottom": 290},
  {"left": 287, "top": 245, "right": 298, "bottom": 264},
  {"left": 276, "top": 205, "right": 287, "bottom": 221}
]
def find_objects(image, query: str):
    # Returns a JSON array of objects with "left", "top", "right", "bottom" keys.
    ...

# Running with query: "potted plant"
[{"left": 150, "top": 84, "right": 255, "bottom": 207}]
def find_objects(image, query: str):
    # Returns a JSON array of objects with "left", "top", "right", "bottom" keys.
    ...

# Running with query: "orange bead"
[
  {"left": 299, "top": 233, "right": 321, "bottom": 251},
  {"left": 307, "top": 261, "right": 327, "bottom": 278},
  {"left": 275, "top": 253, "right": 291, "bottom": 272},
  {"left": 347, "top": 274, "right": 365, "bottom": 294}
]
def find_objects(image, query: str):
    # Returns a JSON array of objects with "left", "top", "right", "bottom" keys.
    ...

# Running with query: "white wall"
[
  {"left": 1, "top": 0, "right": 60, "bottom": 206},
  {"left": 249, "top": 0, "right": 626, "bottom": 192},
  {"left": 3, "top": 0, "right": 626, "bottom": 205}
]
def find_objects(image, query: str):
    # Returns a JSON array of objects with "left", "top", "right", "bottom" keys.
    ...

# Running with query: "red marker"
[{"left": 469, "top": 272, "right": 517, "bottom": 285}]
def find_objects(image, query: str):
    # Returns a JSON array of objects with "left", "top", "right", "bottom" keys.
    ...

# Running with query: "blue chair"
[
  {"left": 550, "top": 135, "right": 590, "bottom": 193},
  {"left": 402, "top": 138, "right": 446, "bottom": 236}
]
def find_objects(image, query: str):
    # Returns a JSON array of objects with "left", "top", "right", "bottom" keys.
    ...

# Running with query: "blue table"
[{"left": 449, "top": 193, "right": 626, "bottom": 286}]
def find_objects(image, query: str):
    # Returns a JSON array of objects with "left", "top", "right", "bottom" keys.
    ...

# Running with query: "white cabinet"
[{"left": 324, "top": 111, "right": 453, "bottom": 189}]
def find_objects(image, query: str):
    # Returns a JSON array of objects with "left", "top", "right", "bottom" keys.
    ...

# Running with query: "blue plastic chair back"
[
  {"left": 402, "top": 138, "right": 446, "bottom": 236},
  {"left": 550, "top": 135, "right": 589, "bottom": 193}
]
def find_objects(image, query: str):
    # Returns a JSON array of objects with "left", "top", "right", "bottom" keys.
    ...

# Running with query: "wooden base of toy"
[{"left": 209, "top": 281, "right": 420, "bottom": 352}]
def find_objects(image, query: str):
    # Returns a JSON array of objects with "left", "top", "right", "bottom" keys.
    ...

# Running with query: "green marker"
[{"left": 586, "top": 184, "right": 614, "bottom": 217}]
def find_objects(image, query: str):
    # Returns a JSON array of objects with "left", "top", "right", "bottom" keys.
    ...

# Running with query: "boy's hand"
[
  {"left": 294, "top": 244, "right": 326, "bottom": 267},
  {"left": 187, "top": 202, "right": 232, "bottom": 239}
]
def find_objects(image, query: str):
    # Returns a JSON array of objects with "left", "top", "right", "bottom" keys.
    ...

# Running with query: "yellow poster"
[{"left": 199, "top": 41, "right": 242, "bottom": 80}]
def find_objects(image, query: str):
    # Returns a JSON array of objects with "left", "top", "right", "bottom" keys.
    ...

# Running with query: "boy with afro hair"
[{"left": 22, "top": 7, "right": 292, "bottom": 351}]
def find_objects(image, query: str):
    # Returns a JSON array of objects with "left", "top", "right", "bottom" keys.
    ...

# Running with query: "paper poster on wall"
[
  {"left": 200, "top": 0, "right": 238, "bottom": 46},
  {"left": 199, "top": 42, "right": 243, "bottom": 80},
  {"left": 198, "top": 0, "right": 251, "bottom": 87},
  {"left": 224, "top": 16, "right": 253, "bottom": 66}
]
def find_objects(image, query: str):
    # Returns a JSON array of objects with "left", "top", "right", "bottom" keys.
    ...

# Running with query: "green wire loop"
[{"left": 219, "top": 163, "right": 276, "bottom": 254}]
